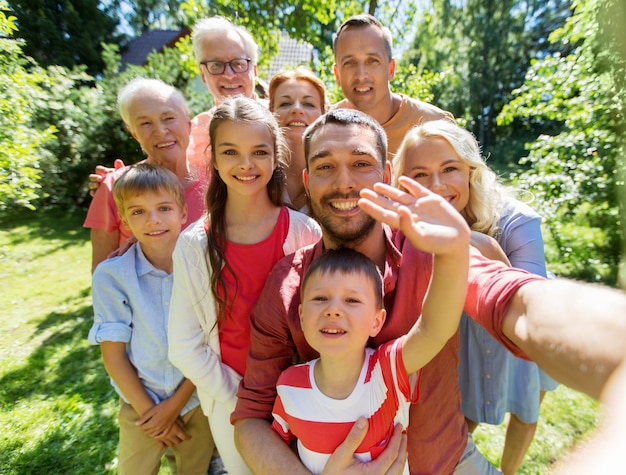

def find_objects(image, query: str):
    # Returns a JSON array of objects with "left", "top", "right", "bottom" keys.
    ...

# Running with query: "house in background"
[
  {"left": 120, "top": 29, "right": 190, "bottom": 72},
  {"left": 261, "top": 32, "right": 314, "bottom": 81}
]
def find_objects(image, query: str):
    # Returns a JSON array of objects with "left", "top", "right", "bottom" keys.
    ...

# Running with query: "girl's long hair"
[{"left": 205, "top": 97, "right": 288, "bottom": 322}]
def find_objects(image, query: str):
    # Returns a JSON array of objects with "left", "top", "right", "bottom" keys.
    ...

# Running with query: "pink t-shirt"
[{"left": 84, "top": 164, "right": 207, "bottom": 245}]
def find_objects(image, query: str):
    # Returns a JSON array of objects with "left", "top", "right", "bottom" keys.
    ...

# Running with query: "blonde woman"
[{"left": 392, "top": 119, "right": 558, "bottom": 475}]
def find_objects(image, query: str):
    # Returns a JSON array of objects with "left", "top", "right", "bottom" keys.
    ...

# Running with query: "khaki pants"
[{"left": 117, "top": 402, "right": 214, "bottom": 475}]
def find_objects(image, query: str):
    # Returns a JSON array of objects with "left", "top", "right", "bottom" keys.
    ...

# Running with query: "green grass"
[
  {"left": 473, "top": 386, "right": 600, "bottom": 473},
  {"left": 0, "top": 209, "right": 119, "bottom": 474},
  {"left": 0, "top": 209, "right": 600, "bottom": 474}
]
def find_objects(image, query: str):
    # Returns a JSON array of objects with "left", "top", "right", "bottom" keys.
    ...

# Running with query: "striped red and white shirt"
[{"left": 271, "top": 338, "right": 421, "bottom": 474}]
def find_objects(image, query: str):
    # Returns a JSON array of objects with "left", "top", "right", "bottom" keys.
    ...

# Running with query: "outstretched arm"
[
  {"left": 553, "top": 350, "right": 626, "bottom": 474},
  {"left": 502, "top": 278, "right": 626, "bottom": 399},
  {"left": 359, "top": 179, "right": 626, "bottom": 399}
]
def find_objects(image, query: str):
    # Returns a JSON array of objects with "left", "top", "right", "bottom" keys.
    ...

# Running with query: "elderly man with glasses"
[{"left": 188, "top": 16, "right": 266, "bottom": 166}]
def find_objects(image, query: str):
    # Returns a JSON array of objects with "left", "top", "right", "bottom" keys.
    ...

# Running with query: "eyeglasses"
[{"left": 199, "top": 58, "right": 252, "bottom": 75}]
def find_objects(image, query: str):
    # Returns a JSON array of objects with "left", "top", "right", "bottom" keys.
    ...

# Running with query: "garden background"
[{"left": 1, "top": 0, "right": 625, "bottom": 472}]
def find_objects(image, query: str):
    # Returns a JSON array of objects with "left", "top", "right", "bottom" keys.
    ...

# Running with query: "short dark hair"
[
  {"left": 303, "top": 108, "right": 388, "bottom": 169},
  {"left": 333, "top": 14, "right": 393, "bottom": 60},
  {"left": 302, "top": 248, "right": 384, "bottom": 309}
]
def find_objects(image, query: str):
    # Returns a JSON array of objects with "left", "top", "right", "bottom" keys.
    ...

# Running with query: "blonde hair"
[
  {"left": 113, "top": 163, "right": 185, "bottom": 218},
  {"left": 393, "top": 119, "right": 507, "bottom": 236},
  {"left": 268, "top": 67, "right": 330, "bottom": 114}
]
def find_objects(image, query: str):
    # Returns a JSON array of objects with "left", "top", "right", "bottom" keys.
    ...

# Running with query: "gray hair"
[
  {"left": 192, "top": 16, "right": 259, "bottom": 63},
  {"left": 117, "top": 77, "right": 189, "bottom": 129}
]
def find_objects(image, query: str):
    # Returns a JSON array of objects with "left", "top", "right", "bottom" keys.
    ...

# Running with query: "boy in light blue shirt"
[{"left": 88, "top": 163, "right": 213, "bottom": 474}]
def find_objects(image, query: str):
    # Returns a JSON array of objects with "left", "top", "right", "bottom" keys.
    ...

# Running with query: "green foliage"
[
  {"left": 404, "top": 0, "right": 572, "bottom": 150},
  {"left": 140, "top": 34, "right": 214, "bottom": 116},
  {"left": 0, "top": 5, "right": 55, "bottom": 215},
  {"left": 7, "top": 0, "right": 120, "bottom": 75},
  {"left": 497, "top": 0, "right": 625, "bottom": 284},
  {"left": 28, "top": 65, "right": 133, "bottom": 210},
  {"left": 125, "top": 0, "right": 187, "bottom": 33},
  {"left": 392, "top": 63, "right": 454, "bottom": 119},
  {"left": 23, "top": 41, "right": 156, "bottom": 212}
]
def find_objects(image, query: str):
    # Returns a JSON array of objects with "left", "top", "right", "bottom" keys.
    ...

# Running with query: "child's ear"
[
  {"left": 180, "top": 204, "right": 188, "bottom": 225},
  {"left": 370, "top": 308, "right": 386, "bottom": 337},
  {"left": 298, "top": 304, "right": 304, "bottom": 326}
]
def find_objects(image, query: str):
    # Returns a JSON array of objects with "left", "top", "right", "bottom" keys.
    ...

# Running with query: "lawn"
[{"left": 0, "top": 209, "right": 600, "bottom": 474}]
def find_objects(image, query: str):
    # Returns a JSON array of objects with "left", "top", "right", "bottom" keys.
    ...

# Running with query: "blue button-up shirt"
[{"left": 88, "top": 243, "right": 200, "bottom": 415}]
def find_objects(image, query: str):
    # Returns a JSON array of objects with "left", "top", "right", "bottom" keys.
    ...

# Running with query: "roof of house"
[
  {"left": 120, "top": 29, "right": 190, "bottom": 71},
  {"left": 262, "top": 32, "right": 314, "bottom": 80}
]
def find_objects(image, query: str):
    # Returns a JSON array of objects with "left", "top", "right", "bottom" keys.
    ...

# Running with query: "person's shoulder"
[
  {"left": 277, "top": 361, "right": 312, "bottom": 387},
  {"left": 104, "top": 165, "right": 131, "bottom": 183},
  {"left": 91, "top": 165, "right": 130, "bottom": 200},
  {"left": 276, "top": 243, "right": 314, "bottom": 273},
  {"left": 286, "top": 207, "right": 322, "bottom": 231},
  {"left": 330, "top": 98, "right": 353, "bottom": 111},
  {"left": 191, "top": 109, "right": 215, "bottom": 127},
  {"left": 269, "top": 242, "right": 317, "bottom": 289},
  {"left": 92, "top": 244, "right": 138, "bottom": 282},
  {"left": 499, "top": 196, "right": 541, "bottom": 224},
  {"left": 398, "top": 93, "right": 453, "bottom": 120},
  {"left": 178, "top": 217, "right": 207, "bottom": 242}
]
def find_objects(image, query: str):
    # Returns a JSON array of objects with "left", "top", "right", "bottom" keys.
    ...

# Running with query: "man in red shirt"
[{"left": 232, "top": 109, "right": 626, "bottom": 474}]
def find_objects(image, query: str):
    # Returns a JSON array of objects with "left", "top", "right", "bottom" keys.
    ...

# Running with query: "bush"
[{"left": 0, "top": 6, "right": 55, "bottom": 216}]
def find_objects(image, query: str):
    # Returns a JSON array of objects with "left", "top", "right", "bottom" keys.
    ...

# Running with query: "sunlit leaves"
[{"left": 497, "top": 0, "right": 625, "bottom": 283}]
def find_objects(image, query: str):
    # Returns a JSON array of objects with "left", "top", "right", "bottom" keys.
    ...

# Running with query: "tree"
[
  {"left": 0, "top": 0, "right": 437, "bottom": 216},
  {"left": 497, "top": 0, "right": 626, "bottom": 284},
  {"left": 124, "top": 0, "right": 187, "bottom": 33},
  {"left": 7, "top": 0, "right": 120, "bottom": 75},
  {"left": 404, "top": 0, "right": 572, "bottom": 150}
]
